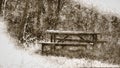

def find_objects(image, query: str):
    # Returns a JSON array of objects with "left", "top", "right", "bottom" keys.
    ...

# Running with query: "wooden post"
[
  {"left": 53, "top": 34, "right": 56, "bottom": 42},
  {"left": 52, "top": 34, "right": 56, "bottom": 54},
  {"left": 50, "top": 34, "right": 56, "bottom": 54},
  {"left": 50, "top": 34, "right": 53, "bottom": 54},
  {"left": 41, "top": 44, "right": 45, "bottom": 55},
  {"left": 50, "top": 34, "right": 53, "bottom": 42},
  {"left": 93, "top": 34, "right": 98, "bottom": 48}
]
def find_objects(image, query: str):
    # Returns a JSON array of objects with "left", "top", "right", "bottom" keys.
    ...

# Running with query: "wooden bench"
[
  {"left": 40, "top": 30, "right": 106, "bottom": 54},
  {"left": 40, "top": 42, "right": 88, "bottom": 54}
]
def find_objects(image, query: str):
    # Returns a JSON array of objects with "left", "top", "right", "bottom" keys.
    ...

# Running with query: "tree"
[
  {"left": 46, "top": 0, "right": 66, "bottom": 29},
  {"left": 0, "top": 0, "right": 3, "bottom": 13},
  {"left": 19, "top": 0, "right": 29, "bottom": 43}
]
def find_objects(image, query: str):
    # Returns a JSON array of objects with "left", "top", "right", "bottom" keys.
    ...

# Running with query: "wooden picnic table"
[
  {"left": 46, "top": 30, "right": 100, "bottom": 43},
  {"left": 40, "top": 30, "right": 105, "bottom": 54}
]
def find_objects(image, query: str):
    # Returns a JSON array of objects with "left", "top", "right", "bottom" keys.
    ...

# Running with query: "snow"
[
  {"left": 0, "top": 16, "right": 119, "bottom": 68},
  {"left": 74, "top": 0, "right": 120, "bottom": 15}
]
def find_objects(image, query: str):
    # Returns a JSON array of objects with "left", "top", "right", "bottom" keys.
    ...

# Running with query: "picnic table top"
[{"left": 46, "top": 30, "right": 101, "bottom": 35}]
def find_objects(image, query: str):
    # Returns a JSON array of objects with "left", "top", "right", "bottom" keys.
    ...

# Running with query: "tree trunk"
[
  {"left": 19, "top": 0, "right": 29, "bottom": 43},
  {"left": 34, "top": 0, "right": 44, "bottom": 39},
  {"left": 0, "top": 0, "right": 3, "bottom": 13},
  {"left": 57, "top": 0, "right": 61, "bottom": 15}
]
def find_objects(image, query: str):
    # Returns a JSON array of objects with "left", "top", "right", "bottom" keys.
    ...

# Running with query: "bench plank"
[
  {"left": 56, "top": 38, "right": 106, "bottom": 43},
  {"left": 46, "top": 30, "right": 100, "bottom": 35},
  {"left": 40, "top": 42, "right": 88, "bottom": 46}
]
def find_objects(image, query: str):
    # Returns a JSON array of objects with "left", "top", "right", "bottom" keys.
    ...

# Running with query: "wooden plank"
[
  {"left": 40, "top": 42, "right": 88, "bottom": 46},
  {"left": 46, "top": 30, "right": 101, "bottom": 35},
  {"left": 56, "top": 38, "right": 106, "bottom": 43}
]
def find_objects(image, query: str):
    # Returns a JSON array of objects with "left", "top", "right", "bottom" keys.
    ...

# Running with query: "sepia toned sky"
[{"left": 75, "top": 0, "right": 120, "bottom": 14}]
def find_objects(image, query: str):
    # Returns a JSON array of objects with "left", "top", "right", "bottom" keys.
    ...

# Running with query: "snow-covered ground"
[{"left": 0, "top": 16, "right": 119, "bottom": 68}]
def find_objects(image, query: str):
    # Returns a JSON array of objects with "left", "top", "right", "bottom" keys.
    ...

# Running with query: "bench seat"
[
  {"left": 56, "top": 38, "right": 106, "bottom": 43},
  {"left": 40, "top": 42, "right": 88, "bottom": 54},
  {"left": 40, "top": 42, "right": 88, "bottom": 46}
]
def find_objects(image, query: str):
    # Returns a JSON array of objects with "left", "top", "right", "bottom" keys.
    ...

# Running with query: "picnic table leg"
[
  {"left": 51, "top": 34, "right": 53, "bottom": 42},
  {"left": 50, "top": 34, "right": 53, "bottom": 54},
  {"left": 50, "top": 34, "right": 52, "bottom": 54},
  {"left": 41, "top": 44, "right": 44, "bottom": 54},
  {"left": 53, "top": 34, "right": 56, "bottom": 42},
  {"left": 50, "top": 34, "right": 56, "bottom": 54},
  {"left": 52, "top": 34, "right": 56, "bottom": 54},
  {"left": 50, "top": 34, "right": 56, "bottom": 42},
  {"left": 93, "top": 34, "right": 98, "bottom": 48}
]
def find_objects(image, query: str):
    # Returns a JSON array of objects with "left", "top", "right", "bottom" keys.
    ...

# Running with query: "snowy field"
[{"left": 0, "top": 16, "right": 119, "bottom": 68}]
